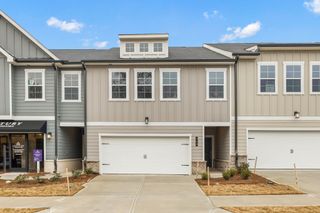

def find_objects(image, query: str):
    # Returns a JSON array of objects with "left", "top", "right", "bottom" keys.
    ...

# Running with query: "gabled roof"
[
  {"left": 50, "top": 47, "right": 234, "bottom": 63},
  {"left": 0, "top": 10, "right": 59, "bottom": 60}
]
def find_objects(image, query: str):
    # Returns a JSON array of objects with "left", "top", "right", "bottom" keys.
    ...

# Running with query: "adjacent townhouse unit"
[{"left": 0, "top": 10, "right": 319, "bottom": 175}]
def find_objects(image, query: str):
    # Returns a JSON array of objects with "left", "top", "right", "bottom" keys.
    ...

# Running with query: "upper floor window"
[
  {"left": 135, "top": 69, "right": 154, "bottom": 100},
  {"left": 125, "top": 43, "right": 134, "bottom": 52},
  {"left": 153, "top": 43, "right": 163, "bottom": 52},
  {"left": 284, "top": 62, "right": 304, "bottom": 94},
  {"left": 62, "top": 71, "right": 81, "bottom": 102},
  {"left": 311, "top": 62, "right": 320, "bottom": 94},
  {"left": 25, "top": 69, "right": 45, "bottom": 101},
  {"left": 160, "top": 68, "right": 180, "bottom": 101},
  {"left": 258, "top": 62, "right": 277, "bottom": 94},
  {"left": 206, "top": 68, "right": 227, "bottom": 101},
  {"left": 140, "top": 43, "right": 149, "bottom": 52},
  {"left": 109, "top": 69, "right": 129, "bottom": 101}
]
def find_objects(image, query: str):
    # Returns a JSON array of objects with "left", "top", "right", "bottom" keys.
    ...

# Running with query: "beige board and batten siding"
[
  {"left": 231, "top": 120, "right": 320, "bottom": 156},
  {"left": 87, "top": 126, "right": 203, "bottom": 161},
  {"left": 86, "top": 65, "right": 230, "bottom": 122},
  {"left": 236, "top": 51, "right": 320, "bottom": 116}
]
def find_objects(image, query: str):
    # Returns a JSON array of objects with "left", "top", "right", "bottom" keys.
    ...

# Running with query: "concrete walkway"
[
  {"left": 0, "top": 175, "right": 227, "bottom": 213},
  {"left": 210, "top": 194, "right": 320, "bottom": 207}
]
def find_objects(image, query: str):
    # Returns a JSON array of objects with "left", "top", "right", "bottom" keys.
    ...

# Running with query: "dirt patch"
[
  {"left": 0, "top": 208, "right": 47, "bottom": 213},
  {"left": 196, "top": 173, "right": 272, "bottom": 185},
  {"left": 0, "top": 174, "right": 97, "bottom": 196},
  {"left": 196, "top": 174, "right": 302, "bottom": 196},
  {"left": 223, "top": 206, "right": 320, "bottom": 213}
]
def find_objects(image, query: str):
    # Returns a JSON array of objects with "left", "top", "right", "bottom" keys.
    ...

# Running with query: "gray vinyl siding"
[
  {"left": 12, "top": 66, "right": 54, "bottom": 116},
  {"left": 87, "top": 65, "right": 230, "bottom": 122},
  {"left": 236, "top": 51, "right": 320, "bottom": 116},
  {"left": 58, "top": 71, "right": 85, "bottom": 122},
  {"left": 87, "top": 126, "right": 203, "bottom": 161},
  {"left": 58, "top": 127, "right": 82, "bottom": 159},
  {"left": 45, "top": 120, "right": 55, "bottom": 160},
  {"left": 0, "top": 54, "right": 10, "bottom": 115},
  {"left": 0, "top": 15, "right": 49, "bottom": 58},
  {"left": 231, "top": 120, "right": 320, "bottom": 156}
]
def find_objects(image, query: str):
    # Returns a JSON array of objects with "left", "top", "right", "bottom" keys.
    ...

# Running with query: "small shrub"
[
  {"left": 229, "top": 168, "right": 237, "bottom": 177},
  {"left": 14, "top": 174, "right": 27, "bottom": 183},
  {"left": 238, "top": 163, "right": 250, "bottom": 173},
  {"left": 49, "top": 172, "right": 61, "bottom": 182},
  {"left": 33, "top": 175, "right": 45, "bottom": 184},
  {"left": 222, "top": 170, "right": 231, "bottom": 180},
  {"left": 72, "top": 169, "right": 82, "bottom": 178},
  {"left": 84, "top": 167, "right": 95, "bottom": 175},
  {"left": 201, "top": 172, "right": 209, "bottom": 180},
  {"left": 240, "top": 168, "right": 251, "bottom": 180}
]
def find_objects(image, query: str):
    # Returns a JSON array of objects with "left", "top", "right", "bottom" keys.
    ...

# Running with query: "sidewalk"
[{"left": 210, "top": 194, "right": 320, "bottom": 207}]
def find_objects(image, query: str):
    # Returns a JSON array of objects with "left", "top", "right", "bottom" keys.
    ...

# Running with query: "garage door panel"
[
  {"left": 248, "top": 131, "right": 320, "bottom": 169},
  {"left": 100, "top": 136, "right": 190, "bottom": 174}
]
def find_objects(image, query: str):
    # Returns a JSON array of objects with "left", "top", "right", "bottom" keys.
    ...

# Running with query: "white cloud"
[
  {"left": 203, "top": 10, "right": 221, "bottom": 19},
  {"left": 220, "top": 21, "right": 261, "bottom": 42},
  {"left": 304, "top": 0, "right": 320, "bottom": 14},
  {"left": 47, "top": 17, "right": 84, "bottom": 33},
  {"left": 94, "top": 41, "right": 108, "bottom": 48}
]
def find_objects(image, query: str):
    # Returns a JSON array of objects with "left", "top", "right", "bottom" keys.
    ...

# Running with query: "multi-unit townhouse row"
[{"left": 0, "top": 11, "right": 319, "bottom": 174}]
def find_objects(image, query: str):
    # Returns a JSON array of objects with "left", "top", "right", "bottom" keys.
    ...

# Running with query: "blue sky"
[{"left": 1, "top": 0, "right": 320, "bottom": 49}]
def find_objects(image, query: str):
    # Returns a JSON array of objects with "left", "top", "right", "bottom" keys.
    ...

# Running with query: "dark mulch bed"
[{"left": 196, "top": 173, "right": 274, "bottom": 185}]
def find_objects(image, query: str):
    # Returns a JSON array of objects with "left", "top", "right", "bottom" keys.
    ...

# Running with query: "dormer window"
[
  {"left": 140, "top": 43, "right": 149, "bottom": 52},
  {"left": 154, "top": 43, "right": 163, "bottom": 52},
  {"left": 125, "top": 43, "right": 134, "bottom": 52}
]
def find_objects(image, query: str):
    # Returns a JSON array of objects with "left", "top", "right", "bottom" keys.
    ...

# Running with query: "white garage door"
[
  {"left": 100, "top": 136, "right": 191, "bottom": 174},
  {"left": 248, "top": 131, "right": 320, "bottom": 169}
]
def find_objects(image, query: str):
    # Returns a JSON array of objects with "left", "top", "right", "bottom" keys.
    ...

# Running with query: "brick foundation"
[
  {"left": 192, "top": 161, "right": 207, "bottom": 175},
  {"left": 230, "top": 155, "right": 247, "bottom": 168}
]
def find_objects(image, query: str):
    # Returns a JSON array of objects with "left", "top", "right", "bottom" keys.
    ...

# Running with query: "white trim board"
[
  {"left": 310, "top": 61, "right": 320, "bottom": 95},
  {"left": 232, "top": 116, "right": 320, "bottom": 121},
  {"left": 0, "top": 11, "right": 59, "bottom": 60},
  {"left": 159, "top": 68, "right": 181, "bottom": 101},
  {"left": 61, "top": 71, "right": 82, "bottom": 102},
  {"left": 202, "top": 44, "right": 234, "bottom": 59},
  {"left": 0, "top": 116, "right": 55, "bottom": 120},
  {"left": 60, "top": 122, "right": 85, "bottom": 127},
  {"left": 134, "top": 68, "right": 155, "bottom": 101},
  {"left": 25, "top": 69, "right": 46, "bottom": 101},
  {"left": 283, "top": 61, "right": 305, "bottom": 95},
  {"left": 87, "top": 122, "right": 231, "bottom": 126},
  {"left": 257, "top": 62, "right": 278, "bottom": 95},
  {"left": 0, "top": 46, "right": 14, "bottom": 62},
  {"left": 108, "top": 68, "right": 130, "bottom": 101}
]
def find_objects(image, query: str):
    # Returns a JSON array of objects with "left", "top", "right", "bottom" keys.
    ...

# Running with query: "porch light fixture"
[
  {"left": 47, "top": 132, "right": 52, "bottom": 140},
  {"left": 294, "top": 111, "right": 300, "bottom": 119},
  {"left": 145, "top": 117, "right": 149, "bottom": 125}
]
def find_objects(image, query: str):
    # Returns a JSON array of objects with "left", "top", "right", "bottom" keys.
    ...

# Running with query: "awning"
[{"left": 0, "top": 120, "right": 47, "bottom": 133}]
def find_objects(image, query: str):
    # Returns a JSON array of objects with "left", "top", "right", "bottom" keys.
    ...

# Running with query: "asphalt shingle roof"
[{"left": 50, "top": 47, "right": 232, "bottom": 62}]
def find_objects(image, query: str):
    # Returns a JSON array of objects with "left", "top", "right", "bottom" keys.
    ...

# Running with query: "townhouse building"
[{"left": 0, "top": 11, "right": 319, "bottom": 174}]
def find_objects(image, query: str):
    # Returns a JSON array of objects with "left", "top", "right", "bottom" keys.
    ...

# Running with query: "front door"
[
  {"left": 11, "top": 134, "right": 28, "bottom": 171},
  {"left": 205, "top": 137, "right": 213, "bottom": 168}
]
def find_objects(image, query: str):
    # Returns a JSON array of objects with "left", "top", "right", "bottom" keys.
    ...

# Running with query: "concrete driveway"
[
  {"left": 50, "top": 175, "right": 220, "bottom": 213},
  {"left": 257, "top": 170, "right": 320, "bottom": 194}
]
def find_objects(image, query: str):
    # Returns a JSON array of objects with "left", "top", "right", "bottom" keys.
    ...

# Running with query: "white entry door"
[
  {"left": 248, "top": 131, "right": 320, "bottom": 169},
  {"left": 100, "top": 136, "right": 191, "bottom": 174}
]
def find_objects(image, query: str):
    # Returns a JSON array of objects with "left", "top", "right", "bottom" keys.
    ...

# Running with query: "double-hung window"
[
  {"left": 109, "top": 69, "right": 129, "bottom": 100},
  {"left": 135, "top": 69, "right": 154, "bottom": 100},
  {"left": 258, "top": 62, "right": 277, "bottom": 94},
  {"left": 284, "top": 62, "right": 304, "bottom": 94},
  {"left": 125, "top": 43, "right": 134, "bottom": 52},
  {"left": 310, "top": 62, "right": 320, "bottom": 94},
  {"left": 153, "top": 43, "right": 163, "bottom": 52},
  {"left": 62, "top": 71, "right": 81, "bottom": 102},
  {"left": 160, "top": 68, "right": 180, "bottom": 100},
  {"left": 140, "top": 43, "right": 149, "bottom": 52},
  {"left": 206, "top": 68, "right": 227, "bottom": 100},
  {"left": 25, "top": 69, "right": 45, "bottom": 101}
]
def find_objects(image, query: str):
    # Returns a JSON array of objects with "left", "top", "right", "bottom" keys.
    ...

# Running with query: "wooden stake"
[
  {"left": 196, "top": 161, "right": 199, "bottom": 178},
  {"left": 254, "top": 157, "right": 258, "bottom": 174},
  {"left": 294, "top": 163, "right": 299, "bottom": 189},
  {"left": 66, "top": 168, "right": 71, "bottom": 195}
]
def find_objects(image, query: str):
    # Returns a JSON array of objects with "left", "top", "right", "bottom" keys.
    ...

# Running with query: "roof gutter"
[
  {"left": 233, "top": 55, "right": 239, "bottom": 168},
  {"left": 81, "top": 62, "right": 87, "bottom": 165},
  {"left": 52, "top": 62, "right": 59, "bottom": 173}
]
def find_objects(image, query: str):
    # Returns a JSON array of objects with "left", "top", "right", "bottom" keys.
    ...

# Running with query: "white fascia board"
[
  {"left": 0, "top": 46, "right": 14, "bottom": 62},
  {"left": 0, "top": 11, "right": 59, "bottom": 60},
  {"left": 119, "top": 34, "right": 169, "bottom": 40},
  {"left": 60, "top": 122, "right": 85, "bottom": 127},
  {"left": 203, "top": 44, "right": 234, "bottom": 59},
  {"left": 87, "top": 122, "right": 231, "bottom": 127},
  {"left": 232, "top": 116, "right": 320, "bottom": 121},
  {"left": 245, "top": 45, "right": 258, "bottom": 52}
]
